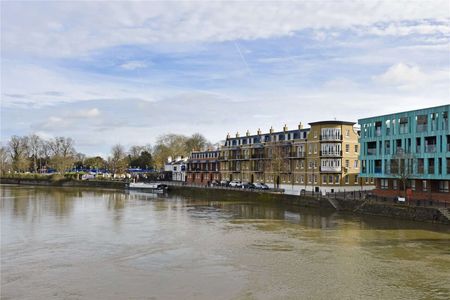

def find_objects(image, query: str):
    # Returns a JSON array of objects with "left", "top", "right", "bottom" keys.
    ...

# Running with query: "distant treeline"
[{"left": 0, "top": 133, "right": 213, "bottom": 175}]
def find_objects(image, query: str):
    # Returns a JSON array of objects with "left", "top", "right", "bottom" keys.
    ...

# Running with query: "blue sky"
[{"left": 1, "top": 1, "right": 449, "bottom": 156}]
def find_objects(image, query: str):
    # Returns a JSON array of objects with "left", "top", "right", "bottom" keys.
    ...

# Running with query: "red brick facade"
[
  {"left": 187, "top": 150, "right": 221, "bottom": 185},
  {"left": 374, "top": 178, "right": 450, "bottom": 202}
]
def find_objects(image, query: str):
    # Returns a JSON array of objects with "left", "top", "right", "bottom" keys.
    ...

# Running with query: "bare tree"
[
  {"left": 391, "top": 149, "right": 415, "bottom": 198},
  {"left": 48, "top": 137, "right": 76, "bottom": 174},
  {"left": 8, "top": 135, "right": 30, "bottom": 172},
  {"left": 266, "top": 142, "right": 290, "bottom": 189},
  {"left": 28, "top": 134, "right": 42, "bottom": 173},
  {"left": 110, "top": 144, "right": 128, "bottom": 175},
  {"left": 0, "top": 146, "right": 11, "bottom": 175}
]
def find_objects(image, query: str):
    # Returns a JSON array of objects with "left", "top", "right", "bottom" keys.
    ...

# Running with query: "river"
[{"left": 1, "top": 185, "right": 449, "bottom": 300}]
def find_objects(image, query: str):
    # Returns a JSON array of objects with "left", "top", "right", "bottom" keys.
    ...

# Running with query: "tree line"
[{"left": 0, "top": 133, "right": 212, "bottom": 175}]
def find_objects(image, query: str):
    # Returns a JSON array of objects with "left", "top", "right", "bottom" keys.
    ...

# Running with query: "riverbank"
[
  {"left": 1, "top": 177, "right": 449, "bottom": 225},
  {"left": 0, "top": 176, "right": 126, "bottom": 189}
]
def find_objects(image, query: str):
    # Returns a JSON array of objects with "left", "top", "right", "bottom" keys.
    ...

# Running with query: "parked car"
[
  {"left": 210, "top": 180, "right": 220, "bottom": 186},
  {"left": 220, "top": 180, "right": 230, "bottom": 186},
  {"left": 242, "top": 182, "right": 255, "bottom": 189},
  {"left": 260, "top": 183, "right": 270, "bottom": 190},
  {"left": 229, "top": 180, "right": 242, "bottom": 187},
  {"left": 252, "top": 183, "right": 263, "bottom": 189}
]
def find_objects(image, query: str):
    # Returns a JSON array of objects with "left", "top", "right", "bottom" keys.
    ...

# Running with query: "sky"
[{"left": 1, "top": 1, "right": 449, "bottom": 157}]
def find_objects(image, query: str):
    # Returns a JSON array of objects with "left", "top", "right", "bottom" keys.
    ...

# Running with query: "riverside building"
[
  {"left": 218, "top": 121, "right": 374, "bottom": 195},
  {"left": 358, "top": 105, "right": 450, "bottom": 201},
  {"left": 186, "top": 150, "right": 221, "bottom": 184}
]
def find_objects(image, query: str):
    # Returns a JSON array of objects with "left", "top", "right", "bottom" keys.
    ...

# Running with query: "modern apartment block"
[
  {"left": 218, "top": 121, "right": 373, "bottom": 194},
  {"left": 186, "top": 150, "right": 221, "bottom": 184},
  {"left": 358, "top": 105, "right": 450, "bottom": 201}
]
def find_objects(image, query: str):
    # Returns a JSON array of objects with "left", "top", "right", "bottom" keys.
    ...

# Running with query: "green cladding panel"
[{"left": 358, "top": 105, "right": 450, "bottom": 180}]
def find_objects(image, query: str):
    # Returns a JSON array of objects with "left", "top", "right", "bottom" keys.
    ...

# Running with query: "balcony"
[
  {"left": 375, "top": 128, "right": 382, "bottom": 137},
  {"left": 320, "top": 135, "right": 342, "bottom": 141},
  {"left": 416, "top": 124, "right": 427, "bottom": 133},
  {"left": 320, "top": 166, "right": 342, "bottom": 172},
  {"left": 417, "top": 166, "right": 424, "bottom": 174},
  {"left": 425, "top": 144, "right": 436, "bottom": 153},
  {"left": 367, "top": 148, "right": 377, "bottom": 155},
  {"left": 320, "top": 151, "right": 342, "bottom": 157}
]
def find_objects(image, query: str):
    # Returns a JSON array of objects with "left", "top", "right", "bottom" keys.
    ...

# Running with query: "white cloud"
[
  {"left": 2, "top": 1, "right": 449, "bottom": 57},
  {"left": 120, "top": 61, "right": 149, "bottom": 70},
  {"left": 1, "top": 61, "right": 162, "bottom": 108},
  {"left": 74, "top": 108, "right": 100, "bottom": 118},
  {"left": 373, "top": 63, "right": 449, "bottom": 90}
]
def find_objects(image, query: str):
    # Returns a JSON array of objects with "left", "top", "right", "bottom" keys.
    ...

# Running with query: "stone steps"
[{"left": 437, "top": 208, "right": 450, "bottom": 221}]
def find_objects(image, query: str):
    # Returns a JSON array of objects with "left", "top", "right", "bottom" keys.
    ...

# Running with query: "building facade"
[
  {"left": 358, "top": 105, "right": 450, "bottom": 201},
  {"left": 164, "top": 156, "right": 188, "bottom": 182},
  {"left": 218, "top": 121, "right": 373, "bottom": 194},
  {"left": 186, "top": 150, "right": 221, "bottom": 184}
]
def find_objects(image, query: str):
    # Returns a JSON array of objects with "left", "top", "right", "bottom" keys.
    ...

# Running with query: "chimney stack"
[
  {"left": 236, "top": 132, "right": 240, "bottom": 138},
  {"left": 246, "top": 130, "right": 250, "bottom": 136},
  {"left": 283, "top": 124, "right": 288, "bottom": 132},
  {"left": 226, "top": 132, "right": 230, "bottom": 139},
  {"left": 269, "top": 126, "right": 274, "bottom": 134},
  {"left": 257, "top": 128, "right": 262, "bottom": 135},
  {"left": 298, "top": 122, "right": 304, "bottom": 130}
]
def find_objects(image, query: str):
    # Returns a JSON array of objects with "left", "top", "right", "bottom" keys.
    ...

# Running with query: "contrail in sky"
[{"left": 233, "top": 41, "right": 251, "bottom": 74}]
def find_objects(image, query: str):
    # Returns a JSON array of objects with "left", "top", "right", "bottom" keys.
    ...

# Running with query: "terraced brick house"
[
  {"left": 218, "top": 121, "right": 374, "bottom": 195},
  {"left": 186, "top": 150, "right": 221, "bottom": 185}
]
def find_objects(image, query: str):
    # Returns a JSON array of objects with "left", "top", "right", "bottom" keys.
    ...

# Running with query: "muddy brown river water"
[{"left": 1, "top": 185, "right": 449, "bottom": 299}]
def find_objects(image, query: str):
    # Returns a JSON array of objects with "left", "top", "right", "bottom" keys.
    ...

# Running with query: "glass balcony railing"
[
  {"left": 320, "top": 166, "right": 342, "bottom": 172},
  {"left": 425, "top": 144, "right": 436, "bottom": 153},
  {"left": 320, "top": 135, "right": 342, "bottom": 141},
  {"left": 416, "top": 124, "right": 427, "bottom": 133},
  {"left": 320, "top": 151, "right": 342, "bottom": 156},
  {"left": 375, "top": 128, "right": 382, "bottom": 137},
  {"left": 367, "top": 148, "right": 377, "bottom": 155}
]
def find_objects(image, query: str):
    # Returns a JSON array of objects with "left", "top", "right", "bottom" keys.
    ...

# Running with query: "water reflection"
[{"left": 1, "top": 184, "right": 449, "bottom": 300}]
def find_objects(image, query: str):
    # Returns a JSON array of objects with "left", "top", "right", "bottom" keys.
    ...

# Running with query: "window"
[
  {"left": 355, "top": 145, "right": 358, "bottom": 153},
  {"left": 300, "top": 175, "right": 304, "bottom": 183},
  {"left": 422, "top": 180, "right": 428, "bottom": 192},
  {"left": 345, "top": 160, "right": 349, "bottom": 168},
  {"left": 393, "top": 179, "right": 398, "bottom": 190},
  {"left": 329, "top": 175, "right": 333, "bottom": 184},
  {"left": 323, "top": 175, "right": 327, "bottom": 184},
  {"left": 439, "top": 181, "right": 449, "bottom": 192},
  {"left": 345, "top": 144, "right": 349, "bottom": 153},
  {"left": 344, "top": 176, "right": 349, "bottom": 184},
  {"left": 410, "top": 180, "right": 415, "bottom": 191},
  {"left": 335, "top": 175, "right": 340, "bottom": 184},
  {"left": 354, "top": 175, "right": 358, "bottom": 184},
  {"left": 314, "top": 175, "right": 318, "bottom": 184},
  {"left": 381, "top": 179, "right": 388, "bottom": 189},
  {"left": 354, "top": 160, "right": 359, "bottom": 168},
  {"left": 308, "top": 175, "right": 312, "bottom": 183},
  {"left": 346, "top": 129, "right": 350, "bottom": 137}
]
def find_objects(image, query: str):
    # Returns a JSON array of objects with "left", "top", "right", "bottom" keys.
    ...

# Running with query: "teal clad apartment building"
[{"left": 358, "top": 105, "right": 450, "bottom": 201}]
